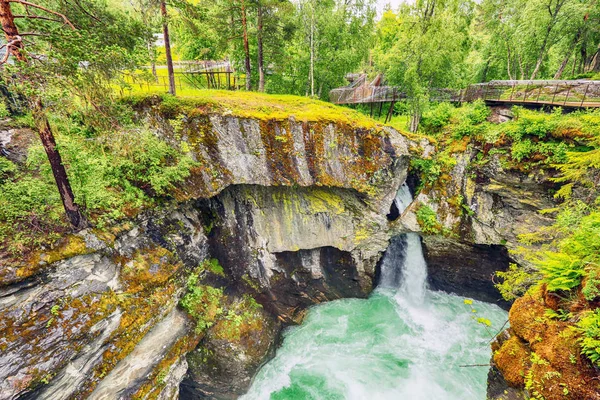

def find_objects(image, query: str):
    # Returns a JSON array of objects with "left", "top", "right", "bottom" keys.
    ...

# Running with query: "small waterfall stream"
[{"left": 242, "top": 184, "right": 507, "bottom": 400}]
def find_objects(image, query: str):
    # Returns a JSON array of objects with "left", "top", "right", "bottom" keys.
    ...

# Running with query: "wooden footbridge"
[{"left": 329, "top": 75, "right": 600, "bottom": 121}]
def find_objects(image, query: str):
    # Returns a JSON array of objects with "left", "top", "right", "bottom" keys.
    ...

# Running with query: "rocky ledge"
[{"left": 1, "top": 96, "right": 551, "bottom": 400}]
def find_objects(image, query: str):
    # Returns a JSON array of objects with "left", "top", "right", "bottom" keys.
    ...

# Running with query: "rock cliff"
[
  {"left": 0, "top": 96, "right": 414, "bottom": 400},
  {"left": 0, "top": 95, "right": 563, "bottom": 400}
]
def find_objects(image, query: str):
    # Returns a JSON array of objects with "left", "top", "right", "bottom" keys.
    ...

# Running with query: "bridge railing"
[
  {"left": 330, "top": 79, "right": 600, "bottom": 108},
  {"left": 465, "top": 80, "right": 600, "bottom": 107}
]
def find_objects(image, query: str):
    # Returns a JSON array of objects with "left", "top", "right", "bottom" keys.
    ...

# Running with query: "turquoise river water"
[{"left": 242, "top": 185, "right": 508, "bottom": 400}]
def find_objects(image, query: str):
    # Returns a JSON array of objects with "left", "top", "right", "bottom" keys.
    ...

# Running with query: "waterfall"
[
  {"left": 394, "top": 182, "right": 413, "bottom": 214},
  {"left": 379, "top": 183, "right": 428, "bottom": 304},
  {"left": 243, "top": 181, "right": 508, "bottom": 400}
]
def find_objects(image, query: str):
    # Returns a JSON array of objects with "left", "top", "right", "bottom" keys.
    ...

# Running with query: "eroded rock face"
[
  {"left": 1, "top": 107, "right": 413, "bottom": 400},
  {"left": 181, "top": 305, "right": 278, "bottom": 400},
  {"left": 194, "top": 184, "right": 398, "bottom": 322},
  {"left": 0, "top": 206, "right": 208, "bottom": 400},
  {"left": 422, "top": 236, "right": 511, "bottom": 308}
]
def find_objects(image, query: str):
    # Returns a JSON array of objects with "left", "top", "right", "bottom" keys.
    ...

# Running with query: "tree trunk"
[
  {"left": 0, "top": 0, "right": 25, "bottom": 61},
  {"left": 257, "top": 1, "right": 265, "bottom": 92},
  {"left": 588, "top": 44, "right": 600, "bottom": 72},
  {"left": 506, "top": 43, "right": 513, "bottom": 80},
  {"left": 309, "top": 6, "right": 315, "bottom": 98},
  {"left": 33, "top": 99, "right": 88, "bottom": 229},
  {"left": 160, "top": 0, "right": 176, "bottom": 95},
  {"left": 409, "top": 110, "right": 420, "bottom": 133},
  {"left": 0, "top": 0, "right": 87, "bottom": 229},
  {"left": 241, "top": 0, "right": 252, "bottom": 91}
]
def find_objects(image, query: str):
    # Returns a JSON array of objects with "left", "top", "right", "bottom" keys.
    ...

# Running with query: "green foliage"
[
  {"left": 420, "top": 103, "right": 454, "bottom": 133},
  {"left": 0, "top": 111, "right": 196, "bottom": 253},
  {"left": 464, "top": 100, "right": 490, "bottom": 125},
  {"left": 0, "top": 100, "right": 9, "bottom": 119},
  {"left": 199, "top": 258, "right": 226, "bottom": 277},
  {"left": 576, "top": 309, "right": 600, "bottom": 366},
  {"left": 495, "top": 263, "right": 541, "bottom": 302},
  {"left": 511, "top": 139, "right": 536, "bottom": 162},
  {"left": 416, "top": 204, "right": 442, "bottom": 235},
  {"left": 539, "top": 250, "right": 585, "bottom": 292},
  {"left": 0, "top": 158, "right": 17, "bottom": 183},
  {"left": 534, "top": 211, "right": 600, "bottom": 293},
  {"left": 410, "top": 153, "right": 457, "bottom": 187},
  {"left": 179, "top": 273, "right": 225, "bottom": 333}
]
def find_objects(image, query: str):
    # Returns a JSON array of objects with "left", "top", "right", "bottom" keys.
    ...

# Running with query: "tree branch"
[
  {"left": 14, "top": 14, "right": 62, "bottom": 23},
  {"left": 8, "top": 0, "right": 76, "bottom": 29},
  {"left": 0, "top": 36, "right": 23, "bottom": 64}
]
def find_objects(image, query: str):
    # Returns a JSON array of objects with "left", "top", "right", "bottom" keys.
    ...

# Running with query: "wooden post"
[
  {"left": 523, "top": 81, "right": 531, "bottom": 102},
  {"left": 580, "top": 83, "right": 590, "bottom": 107},
  {"left": 509, "top": 82, "right": 516, "bottom": 101},
  {"left": 551, "top": 82, "right": 560, "bottom": 104},
  {"left": 536, "top": 83, "right": 543, "bottom": 102},
  {"left": 563, "top": 85, "right": 572, "bottom": 106}
]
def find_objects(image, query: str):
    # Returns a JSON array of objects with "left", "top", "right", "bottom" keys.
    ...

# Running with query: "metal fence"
[{"left": 330, "top": 79, "right": 600, "bottom": 108}]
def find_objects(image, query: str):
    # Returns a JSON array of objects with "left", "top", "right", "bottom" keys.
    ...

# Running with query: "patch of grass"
[{"left": 122, "top": 90, "right": 384, "bottom": 130}]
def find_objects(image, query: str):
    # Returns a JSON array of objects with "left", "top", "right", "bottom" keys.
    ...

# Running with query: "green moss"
[
  {"left": 123, "top": 90, "right": 386, "bottom": 130},
  {"left": 305, "top": 189, "right": 345, "bottom": 215}
]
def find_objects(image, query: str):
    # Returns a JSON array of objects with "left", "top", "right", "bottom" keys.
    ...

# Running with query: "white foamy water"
[{"left": 241, "top": 184, "right": 508, "bottom": 400}]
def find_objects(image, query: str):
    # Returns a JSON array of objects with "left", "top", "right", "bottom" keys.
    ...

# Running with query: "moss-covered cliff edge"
[
  {"left": 0, "top": 93, "right": 417, "bottom": 400},
  {"left": 2, "top": 94, "right": 599, "bottom": 399}
]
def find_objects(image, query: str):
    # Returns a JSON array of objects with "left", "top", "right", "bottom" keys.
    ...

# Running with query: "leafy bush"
[
  {"left": 180, "top": 273, "right": 225, "bottom": 333},
  {"left": 538, "top": 251, "right": 585, "bottom": 292},
  {"left": 1, "top": 112, "right": 198, "bottom": 255},
  {"left": 534, "top": 211, "right": 600, "bottom": 293},
  {"left": 576, "top": 309, "right": 600, "bottom": 366},
  {"left": 0, "top": 100, "right": 9, "bottom": 118},
  {"left": 420, "top": 102, "right": 454, "bottom": 133},
  {"left": 410, "top": 152, "right": 457, "bottom": 187},
  {"left": 464, "top": 99, "right": 490, "bottom": 125},
  {"left": 0, "top": 158, "right": 16, "bottom": 183},
  {"left": 25, "top": 125, "right": 196, "bottom": 227},
  {"left": 495, "top": 263, "right": 541, "bottom": 302},
  {"left": 511, "top": 139, "right": 536, "bottom": 162},
  {"left": 416, "top": 204, "right": 442, "bottom": 235}
]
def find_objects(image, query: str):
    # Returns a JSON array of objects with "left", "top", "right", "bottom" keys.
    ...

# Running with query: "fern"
[{"left": 576, "top": 309, "right": 600, "bottom": 366}]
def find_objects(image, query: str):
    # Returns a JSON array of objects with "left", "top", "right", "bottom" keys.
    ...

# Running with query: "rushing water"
[{"left": 242, "top": 184, "right": 508, "bottom": 400}]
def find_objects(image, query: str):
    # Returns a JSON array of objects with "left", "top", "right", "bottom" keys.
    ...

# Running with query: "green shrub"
[
  {"left": 416, "top": 204, "right": 442, "bottom": 235},
  {"left": 538, "top": 251, "right": 585, "bottom": 292},
  {"left": 420, "top": 102, "right": 454, "bottom": 133},
  {"left": 410, "top": 153, "right": 457, "bottom": 187},
  {"left": 464, "top": 99, "right": 490, "bottom": 125},
  {"left": 576, "top": 309, "right": 600, "bottom": 366},
  {"left": 495, "top": 263, "right": 541, "bottom": 302},
  {"left": 180, "top": 273, "right": 225, "bottom": 333},
  {"left": 0, "top": 158, "right": 16, "bottom": 183},
  {"left": 535, "top": 211, "right": 600, "bottom": 293},
  {"left": 511, "top": 139, "right": 536, "bottom": 162},
  {"left": 0, "top": 100, "right": 9, "bottom": 118},
  {"left": 1, "top": 112, "right": 198, "bottom": 253}
]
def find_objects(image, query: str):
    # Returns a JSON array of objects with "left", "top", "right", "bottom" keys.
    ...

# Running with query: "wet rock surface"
[
  {"left": 0, "top": 109, "right": 412, "bottom": 400},
  {"left": 422, "top": 236, "right": 512, "bottom": 308},
  {"left": 0, "top": 103, "right": 560, "bottom": 400}
]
